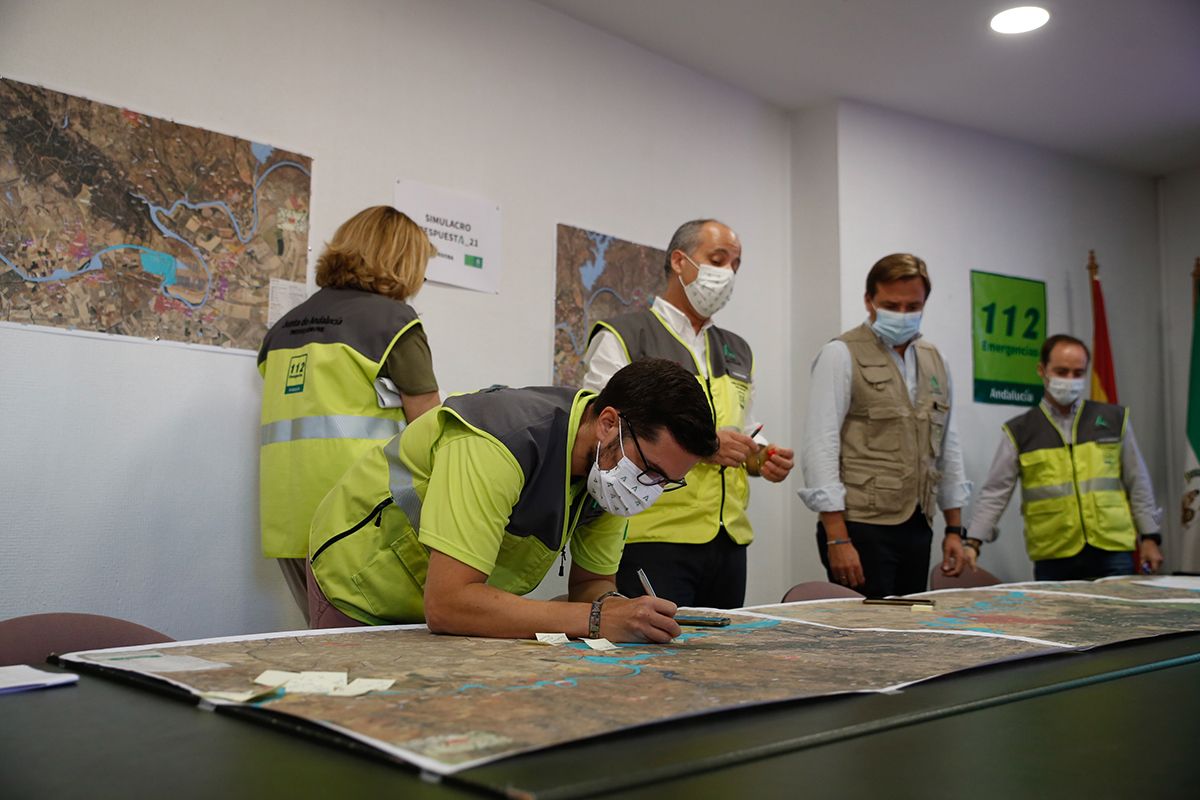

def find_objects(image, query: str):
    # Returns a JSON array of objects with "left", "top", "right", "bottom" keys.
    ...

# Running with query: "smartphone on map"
[{"left": 675, "top": 614, "right": 732, "bottom": 627}]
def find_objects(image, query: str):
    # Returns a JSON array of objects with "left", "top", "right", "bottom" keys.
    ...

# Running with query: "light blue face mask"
[{"left": 871, "top": 306, "right": 923, "bottom": 346}]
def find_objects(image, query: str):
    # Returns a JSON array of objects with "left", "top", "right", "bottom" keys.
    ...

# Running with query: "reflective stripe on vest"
[
  {"left": 385, "top": 434, "right": 422, "bottom": 534},
  {"left": 260, "top": 415, "right": 404, "bottom": 446}
]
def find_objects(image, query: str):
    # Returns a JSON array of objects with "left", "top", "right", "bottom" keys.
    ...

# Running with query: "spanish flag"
[{"left": 1088, "top": 251, "right": 1118, "bottom": 403}]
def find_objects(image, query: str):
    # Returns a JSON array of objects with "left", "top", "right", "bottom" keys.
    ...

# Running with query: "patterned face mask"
[
  {"left": 680, "top": 254, "right": 736, "bottom": 318},
  {"left": 586, "top": 417, "right": 664, "bottom": 517}
]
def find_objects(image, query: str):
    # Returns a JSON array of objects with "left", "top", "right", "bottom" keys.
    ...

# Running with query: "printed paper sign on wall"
[
  {"left": 971, "top": 271, "right": 1047, "bottom": 406},
  {"left": 394, "top": 180, "right": 500, "bottom": 294}
]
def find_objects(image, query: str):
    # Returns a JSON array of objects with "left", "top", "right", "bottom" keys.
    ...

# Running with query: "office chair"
[
  {"left": 0, "top": 612, "right": 173, "bottom": 666},
  {"left": 929, "top": 564, "right": 1001, "bottom": 590},
  {"left": 780, "top": 581, "right": 865, "bottom": 602}
]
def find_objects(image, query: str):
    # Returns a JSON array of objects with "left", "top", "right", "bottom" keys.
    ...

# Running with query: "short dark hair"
[
  {"left": 1040, "top": 334, "right": 1091, "bottom": 366},
  {"left": 865, "top": 253, "right": 931, "bottom": 299},
  {"left": 593, "top": 358, "right": 718, "bottom": 458},
  {"left": 663, "top": 219, "right": 724, "bottom": 276}
]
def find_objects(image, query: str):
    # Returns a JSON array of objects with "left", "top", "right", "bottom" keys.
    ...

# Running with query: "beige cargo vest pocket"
[{"left": 844, "top": 471, "right": 906, "bottom": 515}]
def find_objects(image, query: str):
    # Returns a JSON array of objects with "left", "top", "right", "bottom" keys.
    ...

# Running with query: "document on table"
[{"left": 0, "top": 664, "right": 79, "bottom": 694}]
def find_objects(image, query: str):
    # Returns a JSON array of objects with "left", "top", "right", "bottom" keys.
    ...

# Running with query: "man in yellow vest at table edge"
[
  {"left": 968, "top": 334, "right": 1164, "bottom": 580},
  {"left": 308, "top": 358, "right": 720, "bottom": 642}
]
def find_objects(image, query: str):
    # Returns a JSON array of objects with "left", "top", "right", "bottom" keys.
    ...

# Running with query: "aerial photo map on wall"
[{"left": 0, "top": 78, "right": 312, "bottom": 350}]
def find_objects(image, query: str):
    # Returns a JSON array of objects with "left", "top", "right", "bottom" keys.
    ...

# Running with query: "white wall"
[
  {"left": 788, "top": 104, "right": 841, "bottom": 584},
  {"left": 1158, "top": 166, "right": 1200, "bottom": 568},
  {"left": 0, "top": 0, "right": 794, "bottom": 637},
  {"left": 833, "top": 101, "right": 1164, "bottom": 581}
]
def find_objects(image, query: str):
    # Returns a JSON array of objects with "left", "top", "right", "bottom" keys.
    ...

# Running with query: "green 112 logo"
[{"left": 980, "top": 302, "right": 1041, "bottom": 340}]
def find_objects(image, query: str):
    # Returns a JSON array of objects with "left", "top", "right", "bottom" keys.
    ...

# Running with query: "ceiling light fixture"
[{"left": 990, "top": 6, "right": 1050, "bottom": 34}]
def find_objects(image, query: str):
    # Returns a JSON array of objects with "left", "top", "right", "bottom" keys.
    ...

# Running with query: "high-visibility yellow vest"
[
  {"left": 1004, "top": 401, "right": 1135, "bottom": 560},
  {"left": 309, "top": 387, "right": 603, "bottom": 625},
  {"left": 258, "top": 287, "right": 421, "bottom": 558},
  {"left": 588, "top": 309, "right": 754, "bottom": 545},
  {"left": 837, "top": 324, "right": 951, "bottom": 526}
]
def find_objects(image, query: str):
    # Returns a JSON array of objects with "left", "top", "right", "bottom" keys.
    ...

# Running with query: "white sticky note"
[
  {"left": 255, "top": 669, "right": 299, "bottom": 687},
  {"left": 284, "top": 671, "right": 348, "bottom": 693},
  {"left": 329, "top": 678, "right": 395, "bottom": 697},
  {"left": 535, "top": 633, "right": 570, "bottom": 645},
  {"left": 580, "top": 638, "right": 619, "bottom": 651}
]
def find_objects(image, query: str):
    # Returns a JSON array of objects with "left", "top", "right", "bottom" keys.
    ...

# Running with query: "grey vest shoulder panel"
[
  {"left": 445, "top": 386, "right": 602, "bottom": 549},
  {"left": 257, "top": 288, "right": 419, "bottom": 365},
  {"left": 1006, "top": 401, "right": 1128, "bottom": 453},
  {"left": 592, "top": 308, "right": 753, "bottom": 382}
]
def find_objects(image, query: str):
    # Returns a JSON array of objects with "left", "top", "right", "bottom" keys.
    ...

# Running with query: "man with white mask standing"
[
  {"left": 967, "top": 334, "right": 1164, "bottom": 580},
  {"left": 799, "top": 254, "right": 972, "bottom": 597},
  {"left": 582, "top": 219, "right": 794, "bottom": 608}
]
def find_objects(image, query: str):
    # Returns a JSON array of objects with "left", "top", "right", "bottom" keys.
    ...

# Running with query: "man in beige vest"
[{"left": 798, "top": 254, "right": 973, "bottom": 597}]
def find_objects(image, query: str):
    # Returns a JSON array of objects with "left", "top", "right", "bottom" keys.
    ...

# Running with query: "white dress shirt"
[
  {"left": 798, "top": 323, "right": 972, "bottom": 514},
  {"left": 581, "top": 296, "right": 764, "bottom": 441},
  {"left": 968, "top": 399, "right": 1163, "bottom": 541}
]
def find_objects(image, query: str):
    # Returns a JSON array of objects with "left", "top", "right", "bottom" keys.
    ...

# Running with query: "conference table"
[{"left": 4, "top": 627, "right": 1199, "bottom": 798}]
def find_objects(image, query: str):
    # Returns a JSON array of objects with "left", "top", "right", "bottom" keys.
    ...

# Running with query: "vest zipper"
[
  {"left": 559, "top": 549, "right": 566, "bottom": 577},
  {"left": 1068, "top": 443, "right": 1090, "bottom": 546},
  {"left": 703, "top": 373, "right": 727, "bottom": 526},
  {"left": 310, "top": 496, "right": 394, "bottom": 563}
]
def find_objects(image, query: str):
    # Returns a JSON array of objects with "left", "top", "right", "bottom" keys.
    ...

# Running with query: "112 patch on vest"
[{"left": 285, "top": 354, "right": 308, "bottom": 394}]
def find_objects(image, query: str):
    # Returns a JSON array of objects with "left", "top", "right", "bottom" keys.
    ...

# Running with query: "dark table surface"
[{"left": 3, "top": 632, "right": 1199, "bottom": 799}]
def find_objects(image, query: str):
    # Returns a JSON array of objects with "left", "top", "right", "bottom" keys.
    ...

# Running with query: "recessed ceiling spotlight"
[{"left": 990, "top": 6, "right": 1050, "bottom": 34}]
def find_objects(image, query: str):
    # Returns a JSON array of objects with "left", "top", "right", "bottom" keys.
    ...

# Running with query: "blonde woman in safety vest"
[
  {"left": 258, "top": 206, "right": 442, "bottom": 620},
  {"left": 969, "top": 334, "right": 1164, "bottom": 580}
]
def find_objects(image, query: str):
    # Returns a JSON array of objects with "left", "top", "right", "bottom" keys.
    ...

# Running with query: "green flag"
[{"left": 1183, "top": 295, "right": 1200, "bottom": 570}]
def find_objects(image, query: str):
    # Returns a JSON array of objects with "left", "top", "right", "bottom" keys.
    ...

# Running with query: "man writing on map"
[
  {"left": 581, "top": 219, "right": 794, "bottom": 608},
  {"left": 307, "top": 358, "right": 719, "bottom": 642}
]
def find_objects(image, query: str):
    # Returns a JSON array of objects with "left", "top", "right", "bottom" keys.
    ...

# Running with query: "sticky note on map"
[
  {"left": 255, "top": 670, "right": 300, "bottom": 687},
  {"left": 284, "top": 671, "right": 349, "bottom": 693},
  {"left": 581, "top": 638, "right": 619, "bottom": 651},
  {"left": 535, "top": 633, "right": 570, "bottom": 645}
]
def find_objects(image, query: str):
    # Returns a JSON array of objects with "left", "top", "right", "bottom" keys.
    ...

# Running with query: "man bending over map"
[{"left": 307, "top": 358, "right": 718, "bottom": 643}]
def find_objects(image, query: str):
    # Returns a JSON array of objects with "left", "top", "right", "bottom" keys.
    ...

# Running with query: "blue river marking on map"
[
  {"left": 0, "top": 152, "right": 311, "bottom": 312},
  {"left": 554, "top": 286, "right": 638, "bottom": 357},
  {"left": 913, "top": 591, "right": 1033, "bottom": 635},
  {"left": 250, "top": 142, "right": 274, "bottom": 165},
  {"left": 578, "top": 232, "right": 612, "bottom": 291},
  {"left": 444, "top": 619, "right": 785, "bottom": 693},
  {"left": 138, "top": 249, "right": 177, "bottom": 286}
]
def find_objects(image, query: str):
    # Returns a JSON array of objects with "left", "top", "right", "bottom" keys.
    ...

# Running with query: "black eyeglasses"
[{"left": 620, "top": 414, "right": 687, "bottom": 492}]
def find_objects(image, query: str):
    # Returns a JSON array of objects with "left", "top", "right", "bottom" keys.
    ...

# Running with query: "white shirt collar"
[{"left": 654, "top": 295, "right": 712, "bottom": 337}]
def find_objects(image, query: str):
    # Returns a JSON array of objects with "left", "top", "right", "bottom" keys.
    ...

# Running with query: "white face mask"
[
  {"left": 871, "top": 306, "right": 923, "bottom": 347},
  {"left": 1046, "top": 376, "right": 1086, "bottom": 407},
  {"left": 586, "top": 417, "right": 664, "bottom": 517},
  {"left": 680, "top": 254, "right": 736, "bottom": 318}
]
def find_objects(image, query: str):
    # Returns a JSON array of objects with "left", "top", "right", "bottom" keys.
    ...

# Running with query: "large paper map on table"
[{"left": 61, "top": 578, "right": 1200, "bottom": 776}]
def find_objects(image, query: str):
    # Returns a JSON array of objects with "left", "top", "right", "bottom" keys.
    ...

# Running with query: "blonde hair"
[
  {"left": 865, "top": 253, "right": 931, "bottom": 299},
  {"left": 315, "top": 206, "right": 436, "bottom": 300}
]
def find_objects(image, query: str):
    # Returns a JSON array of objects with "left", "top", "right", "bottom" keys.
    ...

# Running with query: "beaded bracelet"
[{"left": 588, "top": 590, "right": 626, "bottom": 638}]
